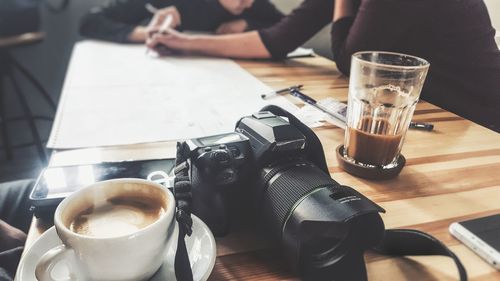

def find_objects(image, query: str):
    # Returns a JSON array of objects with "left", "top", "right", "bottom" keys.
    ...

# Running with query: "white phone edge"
[{"left": 449, "top": 222, "right": 500, "bottom": 270}]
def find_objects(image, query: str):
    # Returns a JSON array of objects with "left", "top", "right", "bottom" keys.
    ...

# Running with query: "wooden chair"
[{"left": 0, "top": 32, "right": 56, "bottom": 164}]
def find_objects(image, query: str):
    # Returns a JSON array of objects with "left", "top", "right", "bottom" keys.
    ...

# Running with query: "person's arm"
[
  {"left": 258, "top": 0, "right": 334, "bottom": 59},
  {"left": 0, "top": 220, "right": 26, "bottom": 280},
  {"left": 242, "top": 0, "right": 285, "bottom": 30},
  {"left": 148, "top": 0, "right": 333, "bottom": 60},
  {"left": 147, "top": 30, "right": 271, "bottom": 58},
  {"left": 79, "top": 0, "right": 169, "bottom": 43},
  {"left": 333, "top": 0, "right": 356, "bottom": 22},
  {"left": 331, "top": 0, "right": 422, "bottom": 75}
]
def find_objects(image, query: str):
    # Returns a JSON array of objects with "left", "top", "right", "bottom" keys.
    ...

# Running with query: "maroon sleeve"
[
  {"left": 258, "top": 0, "right": 334, "bottom": 59},
  {"left": 243, "top": 0, "right": 285, "bottom": 30},
  {"left": 331, "top": 0, "right": 424, "bottom": 75}
]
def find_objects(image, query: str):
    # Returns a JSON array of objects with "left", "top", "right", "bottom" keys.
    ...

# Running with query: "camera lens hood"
[{"left": 281, "top": 185, "right": 385, "bottom": 281}]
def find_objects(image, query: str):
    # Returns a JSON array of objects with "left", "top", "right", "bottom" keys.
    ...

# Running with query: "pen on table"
[
  {"left": 261, "top": 85, "right": 303, "bottom": 99},
  {"left": 285, "top": 88, "right": 433, "bottom": 131},
  {"left": 289, "top": 88, "right": 347, "bottom": 129}
]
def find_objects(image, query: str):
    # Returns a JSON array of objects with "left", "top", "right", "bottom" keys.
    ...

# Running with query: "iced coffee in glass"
[{"left": 344, "top": 52, "right": 429, "bottom": 170}]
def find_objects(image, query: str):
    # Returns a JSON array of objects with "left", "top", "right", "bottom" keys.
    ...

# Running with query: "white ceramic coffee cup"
[{"left": 35, "top": 178, "right": 175, "bottom": 281}]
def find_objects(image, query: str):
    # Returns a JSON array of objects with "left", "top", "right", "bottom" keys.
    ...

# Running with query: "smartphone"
[
  {"left": 30, "top": 159, "right": 175, "bottom": 209},
  {"left": 449, "top": 214, "right": 500, "bottom": 269}
]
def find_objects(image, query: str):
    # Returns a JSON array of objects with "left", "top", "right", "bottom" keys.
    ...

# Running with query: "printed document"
[{"left": 48, "top": 41, "right": 298, "bottom": 149}]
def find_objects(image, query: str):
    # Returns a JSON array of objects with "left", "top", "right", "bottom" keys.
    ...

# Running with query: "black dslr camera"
[{"left": 186, "top": 107, "right": 386, "bottom": 280}]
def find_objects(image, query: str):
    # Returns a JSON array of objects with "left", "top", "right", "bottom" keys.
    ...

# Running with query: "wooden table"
[{"left": 24, "top": 56, "right": 500, "bottom": 281}]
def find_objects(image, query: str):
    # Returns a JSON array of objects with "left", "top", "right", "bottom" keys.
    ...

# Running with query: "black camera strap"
[
  {"left": 173, "top": 142, "right": 194, "bottom": 281},
  {"left": 375, "top": 229, "right": 467, "bottom": 281}
]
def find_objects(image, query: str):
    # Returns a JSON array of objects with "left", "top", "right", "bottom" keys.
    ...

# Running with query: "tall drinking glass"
[{"left": 344, "top": 52, "right": 429, "bottom": 170}]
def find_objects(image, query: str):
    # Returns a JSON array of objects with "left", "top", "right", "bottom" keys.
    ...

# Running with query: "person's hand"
[
  {"left": 128, "top": 26, "right": 148, "bottom": 42},
  {"left": 218, "top": 0, "right": 254, "bottom": 15},
  {"left": 146, "top": 29, "right": 193, "bottom": 56},
  {"left": 146, "top": 6, "right": 181, "bottom": 38},
  {"left": 216, "top": 19, "right": 248, "bottom": 34}
]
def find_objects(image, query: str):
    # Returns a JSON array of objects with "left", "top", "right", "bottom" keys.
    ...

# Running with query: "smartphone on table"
[
  {"left": 29, "top": 159, "right": 175, "bottom": 218},
  {"left": 449, "top": 214, "right": 500, "bottom": 269}
]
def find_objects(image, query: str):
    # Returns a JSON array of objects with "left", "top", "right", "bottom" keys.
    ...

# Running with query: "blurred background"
[{"left": 0, "top": 0, "right": 498, "bottom": 182}]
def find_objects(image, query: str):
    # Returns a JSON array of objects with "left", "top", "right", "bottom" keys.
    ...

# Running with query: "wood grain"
[
  {"left": 24, "top": 56, "right": 500, "bottom": 281},
  {"left": 235, "top": 56, "right": 500, "bottom": 281}
]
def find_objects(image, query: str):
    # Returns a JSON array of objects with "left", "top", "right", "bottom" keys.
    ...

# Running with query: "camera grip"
[{"left": 191, "top": 171, "right": 230, "bottom": 236}]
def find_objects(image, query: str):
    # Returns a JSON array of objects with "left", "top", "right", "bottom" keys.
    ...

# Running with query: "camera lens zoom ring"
[
  {"left": 262, "top": 161, "right": 308, "bottom": 185},
  {"left": 260, "top": 164, "right": 336, "bottom": 238}
]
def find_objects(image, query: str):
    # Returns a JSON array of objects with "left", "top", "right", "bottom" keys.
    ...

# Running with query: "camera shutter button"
[
  {"left": 229, "top": 147, "right": 241, "bottom": 157},
  {"left": 213, "top": 151, "right": 230, "bottom": 164}
]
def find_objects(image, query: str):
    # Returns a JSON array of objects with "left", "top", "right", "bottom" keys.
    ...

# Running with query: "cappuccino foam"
[{"left": 70, "top": 197, "right": 165, "bottom": 238}]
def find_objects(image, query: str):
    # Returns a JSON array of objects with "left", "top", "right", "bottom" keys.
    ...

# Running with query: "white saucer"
[{"left": 16, "top": 215, "right": 216, "bottom": 281}]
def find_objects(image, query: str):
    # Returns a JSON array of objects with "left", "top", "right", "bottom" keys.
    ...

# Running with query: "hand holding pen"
[
  {"left": 145, "top": 4, "right": 181, "bottom": 55},
  {"left": 145, "top": 4, "right": 181, "bottom": 37}
]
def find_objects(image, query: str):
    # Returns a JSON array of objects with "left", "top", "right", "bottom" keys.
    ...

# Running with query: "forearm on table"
[
  {"left": 127, "top": 26, "right": 147, "bottom": 42},
  {"left": 184, "top": 31, "right": 271, "bottom": 59},
  {"left": 80, "top": 12, "right": 145, "bottom": 43}
]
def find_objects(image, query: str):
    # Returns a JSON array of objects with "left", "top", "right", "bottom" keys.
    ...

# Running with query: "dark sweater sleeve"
[
  {"left": 79, "top": 0, "right": 167, "bottom": 43},
  {"left": 331, "top": 0, "right": 422, "bottom": 75},
  {"left": 330, "top": 16, "right": 355, "bottom": 75},
  {"left": 179, "top": 0, "right": 231, "bottom": 31},
  {"left": 258, "top": 0, "right": 334, "bottom": 59},
  {"left": 79, "top": 0, "right": 230, "bottom": 43},
  {"left": 0, "top": 221, "right": 25, "bottom": 281},
  {"left": 0, "top": 246, "right": 23, "bottom": 281},
  {"left": 242, "top": 0, "right": 285, "bottom": 30},
  {"left": 80, "top": 0, "right": 160, "bottom": 43}
]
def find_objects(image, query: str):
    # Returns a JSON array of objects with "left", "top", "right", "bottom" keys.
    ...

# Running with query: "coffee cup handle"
[{"left": 35, "top": 245, "right": 84, "bottom": 281}]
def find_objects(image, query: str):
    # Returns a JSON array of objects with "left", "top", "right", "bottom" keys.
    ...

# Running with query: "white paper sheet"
[
  {"left": 286, "top": 47, "right": 315, "bottom": 58},
  {"left": 48, "top": 41, "right": 298, "bottom": 149}
]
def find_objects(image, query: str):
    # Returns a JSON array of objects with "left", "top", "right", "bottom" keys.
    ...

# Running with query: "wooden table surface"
[{"left": 24, "top": 56, "right": 500, "bottom": 281}]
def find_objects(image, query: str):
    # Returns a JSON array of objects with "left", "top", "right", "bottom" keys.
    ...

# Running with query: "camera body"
[
  {"left": 187, "top": 110, "right": 385, "bottom": 280},
  {"left": 187, "top": 111, "right": 307, "bottom": 234},
  {"left": 186, "top": 131, "right": 253, "bottom": 235}
]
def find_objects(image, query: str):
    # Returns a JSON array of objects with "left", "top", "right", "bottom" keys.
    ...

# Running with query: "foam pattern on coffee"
[{"left": 70, "top": 197, "right": 165, "bottom": 238}]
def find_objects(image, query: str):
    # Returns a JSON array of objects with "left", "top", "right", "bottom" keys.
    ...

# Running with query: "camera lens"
[
  {"left": 257, "top": 159, "right": 338, "bottom": 239},
  {"left": 304, "top": 236, "right": 345, "bottom": 261}
]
